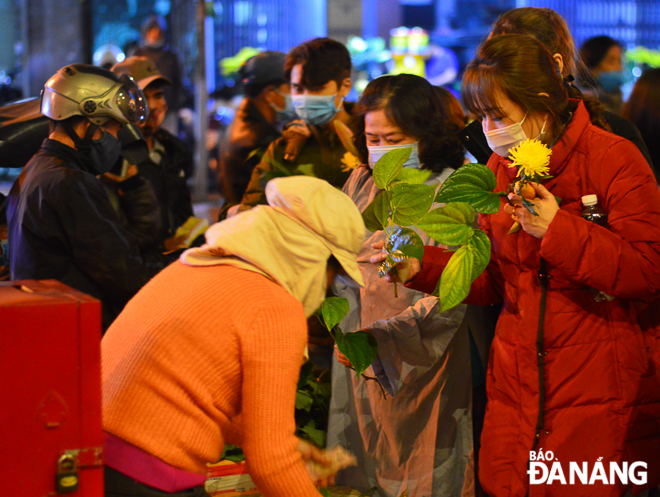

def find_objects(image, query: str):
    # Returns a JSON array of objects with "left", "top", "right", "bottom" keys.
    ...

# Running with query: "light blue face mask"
[
  {"left": 270, "top": 92, "right": 296, "bottom": 122},
  {"left": 367, "top": 142, "right": 420, "bottom": 169},
  {"left": 597, "top": 70, "right": 624, "bottom": 93},
  {"left": 291, "top": 93, "right": 342, "bottom": 126}
]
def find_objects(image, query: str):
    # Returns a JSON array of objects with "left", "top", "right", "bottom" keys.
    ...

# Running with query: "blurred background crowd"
[{"left": 2, "top": 0, "right": 660, "bottom": 209}]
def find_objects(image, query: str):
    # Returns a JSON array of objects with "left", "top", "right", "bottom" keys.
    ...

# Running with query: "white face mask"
[
  {"left": 367, "top": 142, "right": 420, "bottom": 169},
  {"left": 484, "top": 113, "right": 527, "bottom": 158},
  {"left": 484, "top": 114, "right": 547, "bottom": 158}
]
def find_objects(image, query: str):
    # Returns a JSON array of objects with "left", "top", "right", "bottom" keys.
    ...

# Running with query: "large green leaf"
[
  {"left": 372, "top": 147, "right": 411, "bottom": 190},
  {"left": 335, "top": 329, "right": 378, "bottom": 377},
  {"left": 441, "top": 163, "right": 497, "bottom": 191},
  {"left": 295, "top": 390, "right": 314, "bottom": 412},
  {"left": 319, "top": 297, "right": 350, "bottom": 331},
  {"left": 299, "top": 420, "right": 326, "bottom": 447},
  {"left": 417, "top": 203, "right": 476, "bottom": 246},
  {"left": 374, "top": 190, "right": 391, "bottom": 230},
  {"left": 362, "top": 196, "right": 384, "bottom": 233},
  {"left": 435, "top": 184, "right": 502, "bottom": 214},
  {"left": 435, "top": 164, "right": 501, "bottom": 214},
  {"left": 467, "top": 229, "right": 491, "bottom": 282},
  {"left": 362, "top": 190, "right": 391, "bottom": 232},
  {"left": 388, "top": 227, "right": 424, "bottom": 264},
  {"left": 391, "top": 168, "right": 433, "bottom": 185},
  {"left": 390, "top": 183, "right": 436, "bottom": 226},
  {"left": 433, "top": 229, "right": 492, "bottom": 313},
  {"left": 435, "top": 245, "right": 473, "bottom": 313}
]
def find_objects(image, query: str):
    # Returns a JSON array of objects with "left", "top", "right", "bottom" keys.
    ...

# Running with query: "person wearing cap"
[
  {"left": 133, "top": 15, "right": 184, "bottom": 134},
  {"left": 218, "top": 50, "right": 295, "bottom": 209},
  {"left": 111, "top": 56, "right": 195, "bottom": 250},
  {"left": 6, "top": 64, "right": 172, "bottom": 330},
  {"left": 102, "top": 176, "right": 365, "bottom": 497},
  {"left": 237, "top": 38, "right": 356, "bottom": 214}
]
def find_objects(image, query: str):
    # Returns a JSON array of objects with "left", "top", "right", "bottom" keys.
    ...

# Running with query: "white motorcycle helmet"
[{"left": 41, "top": 64, "right": 148, "bottom": 125}]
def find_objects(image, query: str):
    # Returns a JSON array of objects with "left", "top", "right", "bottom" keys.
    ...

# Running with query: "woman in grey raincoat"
[{"left": 327, "top": 74, "right": 476, "bottom": 497}]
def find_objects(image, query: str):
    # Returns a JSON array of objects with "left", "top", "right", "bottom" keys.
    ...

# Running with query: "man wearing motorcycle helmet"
[{"left": 7, "top": 64, "right": 173, "bottom": 330}]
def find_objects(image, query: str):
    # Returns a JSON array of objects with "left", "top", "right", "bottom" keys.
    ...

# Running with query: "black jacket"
[
  {"left": 7, "top": 139, "right": 170, "bottom": 329},
  {"left": 137, "top": 128, "right": 194, "bottom": 244},
  {"left": 101, "top": 172, "right": 163, "bottom": 251}
]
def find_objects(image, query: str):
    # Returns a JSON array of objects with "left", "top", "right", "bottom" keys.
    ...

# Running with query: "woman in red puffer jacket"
[{"left": 375, "top": 34, "right": 660, "bottom": 497}]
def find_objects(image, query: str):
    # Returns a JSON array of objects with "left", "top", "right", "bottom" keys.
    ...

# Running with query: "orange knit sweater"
[{"left": 102, "top": 262, "right": 322, "bottom": 497}]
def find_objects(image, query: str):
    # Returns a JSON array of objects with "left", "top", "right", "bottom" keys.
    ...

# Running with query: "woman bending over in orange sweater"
[{"left": 102, "top": 176, "right": 366, "bottom": 497}]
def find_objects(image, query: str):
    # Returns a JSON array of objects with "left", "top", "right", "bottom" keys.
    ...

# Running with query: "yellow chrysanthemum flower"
[
  {"left": 341, "top": 151, "right": 361, "bottom": 172},
  {"left": 508, "top": 138, "right": 552, "bottom": 178}
]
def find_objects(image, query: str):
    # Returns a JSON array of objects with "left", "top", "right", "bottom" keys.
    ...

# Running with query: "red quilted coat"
[{"left": 408, "top": 101, "right": 660, "bottom": 497}]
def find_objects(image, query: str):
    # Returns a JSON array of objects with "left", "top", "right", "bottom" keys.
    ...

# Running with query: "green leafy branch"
[
  {"left": 364, "top": 149, "right": 501, "bottom": 312},
  {"left": 219, "top": 362, "right": 332, "bottom": 463},
  {"left": 315, "top": 297, "right": 385, "bottom": 397}
]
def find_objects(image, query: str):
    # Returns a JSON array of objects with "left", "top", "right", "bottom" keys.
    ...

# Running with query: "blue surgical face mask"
[
  {"left": 367, "top": 142, "right": 420, "bottom": 169},
  {"left": 597, "top": 70, "right": 624, "bottom": 93},
  {"left": 291, "top": 93, "right": 342, "bottom": 126},
  {"left": 270, "top": 92, "right": 296, "bottom": 122}
]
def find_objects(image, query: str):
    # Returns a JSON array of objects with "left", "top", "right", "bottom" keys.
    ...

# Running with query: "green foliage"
[
  {"left": 627, "top": 46, "right": 660, "bottom": 68},
  {"left": 295, "top": 390, "right": 314, "bottom": 411},
  {"left": 434, "top": 229, "right": 491, "bottom": 312},
  {"left": 372, "top": 147, "right": 411, "bottom": 189},
  {"left": 362, "top": 191, "right": 389, "bottom": 232},
  {"left": 220, "top": 444, "right": 246, "bottom": 462},
  {"left": 334, "top": 329, "right": 379, "bottom": 377},
  {"left": 319, "top": 297, "right": 351, "bottom": 332},
  {"left": 299, "top": 420, "right": 326, "bottom": 447},
  {"left": 390, "top": 183, "right": 436, "bottom": 226},
  {"left": 294, "top": 364, "right": 331, "bottom": 447},
  {"left": 435, "top": 163, "right": 502, "bottom": 214},
  {"left": 316, "top": 297, "right": 379, "bottom": 379},
  {"left": 361, "top": 150, "right": 503, "bottom": 312},
  {"left": 393, "top": 168, "right": 433, "bottom": 185},
  {"left": 417, "top": 203, "right": 475, "bottom": 246},
  {"left": 220, "top": 361, "right": 332, "bottom": 462}
]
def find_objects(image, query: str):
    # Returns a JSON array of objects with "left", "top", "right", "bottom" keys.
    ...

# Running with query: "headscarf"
[{"left": 181, "top": 176, "right": 365, "bottom": 317}]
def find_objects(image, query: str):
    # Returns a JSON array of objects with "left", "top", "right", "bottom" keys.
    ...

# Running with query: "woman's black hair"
[
  {"left": 353, "top": 74, "right": 465, "bottom": 174},
  {"left": 579, "top": 35, "right": 621, "bottom": 71}
]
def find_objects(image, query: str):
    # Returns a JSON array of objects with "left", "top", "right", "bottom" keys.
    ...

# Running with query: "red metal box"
[{"left": 0, "top": 280, "right": 104, "bottom": 496}]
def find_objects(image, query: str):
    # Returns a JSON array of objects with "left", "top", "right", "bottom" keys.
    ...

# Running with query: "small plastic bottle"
[
  {"left": 581, "top": 194, "right": 613, "bottom": 301},
  {"left": 581, "top": 194, "right": 608, "bottom": 227}
]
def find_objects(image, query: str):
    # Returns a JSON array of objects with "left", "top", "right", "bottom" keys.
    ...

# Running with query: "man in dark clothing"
[
  {"left": 111, "top": 56, "right": 195, "bottom": 249},
  {"left": 7, "top": 64, "right": 171, "bottom": 330},
  {"left": 218, "top": 51, "right": 294, "bottom": 206},
  {"left": 133, "top": 15, "right": 184, "bottom": 134},
  {"left": 238, "top": 38, "right": 358, "bottom": 213}
]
